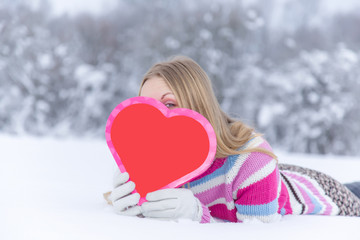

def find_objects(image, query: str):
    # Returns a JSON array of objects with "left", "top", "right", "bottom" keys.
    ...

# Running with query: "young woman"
[{"left": 107, "top": 56, "right": 360, "bottom": 223}]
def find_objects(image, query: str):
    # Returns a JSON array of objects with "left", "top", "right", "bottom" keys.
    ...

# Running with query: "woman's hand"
[
  {"left": 141, "top": 188, "right": 201, "bottom": 221},
  {"left": 110, "top": 169, "right": 141, "bottom": 216}
]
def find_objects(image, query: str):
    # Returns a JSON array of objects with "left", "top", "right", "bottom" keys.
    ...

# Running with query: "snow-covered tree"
[{"left": 1, "top": 0, "right": 359, "bottom": 156}]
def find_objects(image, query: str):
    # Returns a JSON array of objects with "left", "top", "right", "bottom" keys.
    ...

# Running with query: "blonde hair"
[{"left": 139, "top": 56, "right": 277, "bottom": 160}]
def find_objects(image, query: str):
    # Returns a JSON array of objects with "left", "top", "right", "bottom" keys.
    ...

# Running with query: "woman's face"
[{"left": 140, "top": 76, "right": 179, "bottom": 109}]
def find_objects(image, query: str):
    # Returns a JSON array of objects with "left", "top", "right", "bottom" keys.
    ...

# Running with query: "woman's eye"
[{"left": 164, "top": 103, "right": 176, "bottom": 108}]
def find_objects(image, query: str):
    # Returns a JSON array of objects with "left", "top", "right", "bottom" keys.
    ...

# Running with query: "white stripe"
[
  {"left": 226, "top": 136, "right": 265, "bottom": 184},
  {"left": 237, "top": 159, "right": 277, "bottom": 191},
  {"left": 280, "top": 173, "right": 304, "bottom": 215},
  {"left": 226, "top": 153, "right": 249, "bottom": 184},
  {"left": 290, "top": 175, "right": 325, "bottom": 214},
  {"left": 299, "top": 171, "right": 339, "bottom": 215},
  {"left": 289, "top": 176, "right": 308, "bottom": 214},
  {"left": 190, "top": 152, "right": 249, "bottom": 194},
  {"left": 282, "top": 171, "right": 339, "bottom": 215},
  {"left": 190, "top": 174, "right": 225, "bottom": 194},
  {"left": 190, "top": 137, "right": 265, "bottom": 195},
  {"left": 246, "top": 136, "right": 265, "bottom": 149}
]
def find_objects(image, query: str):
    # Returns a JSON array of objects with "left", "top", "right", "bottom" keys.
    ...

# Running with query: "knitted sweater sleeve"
[
  {"left": 232, "top": 153, "right": 282, "bottom": 223},
  {"left": 194, "top": 197, "right": 216, "bottom": 223}
]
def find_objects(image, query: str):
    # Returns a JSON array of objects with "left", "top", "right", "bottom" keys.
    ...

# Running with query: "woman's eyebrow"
[{"left": 161, "top": 92, "right": 174, "bottom": 100}]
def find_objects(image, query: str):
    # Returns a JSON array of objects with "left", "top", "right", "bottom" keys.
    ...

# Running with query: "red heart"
[{"left": 106, "top": 97, "right": 216, "bottom": 204}]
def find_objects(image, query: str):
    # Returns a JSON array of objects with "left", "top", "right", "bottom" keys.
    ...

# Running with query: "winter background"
[{"left": 1, "top": 0, "right": 360, "bottom": 239}]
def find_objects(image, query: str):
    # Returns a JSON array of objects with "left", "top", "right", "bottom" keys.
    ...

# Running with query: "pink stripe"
[
  {"left": 258, "top": 140, "right": 273, "bottom": 152},
  {"left": 195, "top": 182, "right": 234, "bottom": 205},
  {"left": 293, "top": 182, "right": 314, "bottom": 214},
  {"left": 232, "top": 151, "right": 273, "bottom": 192},
  {"left": 278, "top": 181, "right": 292, "bottom": 214},
  {"left": 200, "top": 204, "right": 212, "bottom": 223},
  {"left": 235, "top": 169, "right": 279, "bottom": 205},
  {"left": 209, "top": 204, "right": 238, "bottom": 222},
  {"left": 283, "top": 172, "right": 333, "bottom": 215}
]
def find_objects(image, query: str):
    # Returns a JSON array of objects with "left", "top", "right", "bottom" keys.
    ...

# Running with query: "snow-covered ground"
[{"left": 1, "top": 134, "right": 359, "bottom": 240}]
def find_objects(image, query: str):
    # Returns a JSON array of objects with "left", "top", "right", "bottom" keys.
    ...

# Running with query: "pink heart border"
[{"left": 105, "top": 96, "right": 217, "bottom": 204}]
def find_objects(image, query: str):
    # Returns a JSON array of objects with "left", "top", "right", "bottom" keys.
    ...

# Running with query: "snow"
[
  {"left": 1, "top": 134, "right": 359, "bottom": 240},
  {"left": 275, "top": 150, "right": 360, "bottom": 183}
]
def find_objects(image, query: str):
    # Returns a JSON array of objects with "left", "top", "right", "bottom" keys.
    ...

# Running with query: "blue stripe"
[
  {"left": 235, "top": 198, "right": 279, "bottom": 216},
  {"left": 306, "top": 190, "right": 323, "bottom": 214},
  {"left": 280, "top": 207, "right": 286, "bottom": 216},
  {"left": 189, "top": 136, "right": 261, "bottom": 188},
  {"left": 189, "top": 154, "right": 239, "bottom": 187}
]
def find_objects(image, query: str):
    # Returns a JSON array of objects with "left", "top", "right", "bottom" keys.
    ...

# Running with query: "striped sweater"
[{"left": 182, "top": 136, "right": 339, "bottom": 223}]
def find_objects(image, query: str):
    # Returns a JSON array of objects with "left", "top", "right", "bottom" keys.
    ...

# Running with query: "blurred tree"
[{"left": 0, "top": 0, "right": 359, "bottom": 155}]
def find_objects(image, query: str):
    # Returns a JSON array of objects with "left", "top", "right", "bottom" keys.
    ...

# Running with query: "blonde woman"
[{"left": 107, "top": 56, "right": 360, "bottom": 223}]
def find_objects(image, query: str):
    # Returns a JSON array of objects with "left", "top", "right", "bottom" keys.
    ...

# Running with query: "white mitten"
[
  {"left": 110, "top": 169, "right": 141, "bottom": 216},
  {"left": 141, "top": 188, "right": 201, "bottom": 221}
]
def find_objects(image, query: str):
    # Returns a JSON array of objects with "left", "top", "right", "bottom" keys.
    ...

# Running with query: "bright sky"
[
  {"left": 317, "top": 0, "right": 360, "bottom": 14},
  {"left": 36, "top": 0, "right": 360, "bottom": 16},
  {"left": 38, "top": 0, "right": 118, "bottom": 16}
]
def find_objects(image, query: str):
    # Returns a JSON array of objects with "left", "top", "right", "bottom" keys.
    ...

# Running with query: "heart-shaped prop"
[{"left": 105, "top": 96, "right": 216, "bottom": 204}]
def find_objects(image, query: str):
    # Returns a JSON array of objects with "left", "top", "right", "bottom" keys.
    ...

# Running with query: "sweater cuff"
[{"left": 194, "top": 197, "right": 213, "bottom": 223}]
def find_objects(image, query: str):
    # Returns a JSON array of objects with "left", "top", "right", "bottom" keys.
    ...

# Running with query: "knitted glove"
[
  {"left": 141, "top": 188, "right": 202, "bottom": 222},
  {"left": 110, "top": 169, "right": 141, "bottom": 216}
]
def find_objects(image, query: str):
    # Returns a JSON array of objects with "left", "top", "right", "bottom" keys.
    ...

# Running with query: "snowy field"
[{"left": 1, "top": 134, "right": 360, "bottom": 240}]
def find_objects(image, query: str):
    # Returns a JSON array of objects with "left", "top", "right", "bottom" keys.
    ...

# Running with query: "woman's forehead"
[{"left": 140, "top": 76, "right": 174, "bottom": 99}]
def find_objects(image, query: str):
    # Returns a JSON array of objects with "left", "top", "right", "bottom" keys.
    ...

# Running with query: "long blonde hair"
[{"left": 139, "top": 56, "right": 277, "bottom": 160}]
